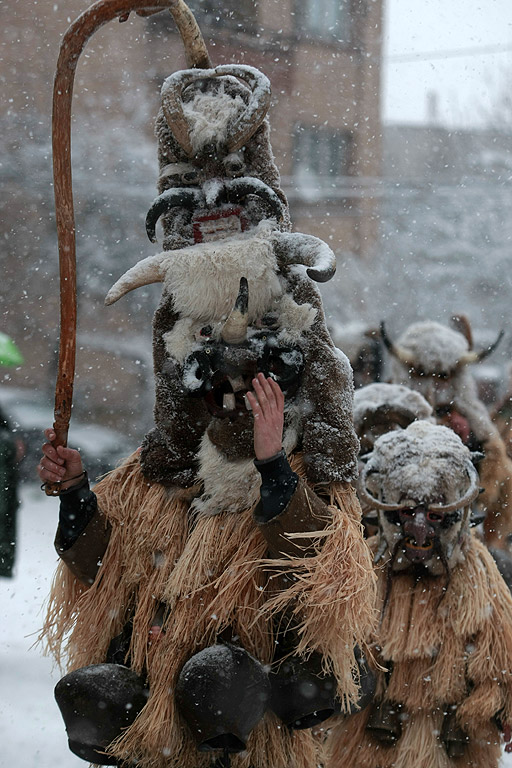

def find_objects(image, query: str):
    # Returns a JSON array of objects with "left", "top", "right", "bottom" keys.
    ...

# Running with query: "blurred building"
[
  {"left": 147, "top": 0, "right": 384, "bottom": 257},
  {"left": 383, "top": 124, "right": 512, "bottom": 181},
  {"left": 2, "top": 0, "right": 383, "bottom": 438}
]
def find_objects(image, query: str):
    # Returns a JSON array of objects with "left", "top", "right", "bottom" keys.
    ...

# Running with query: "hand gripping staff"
[{"left": 45, "top": 0, "right": 210, "bottom": 494}]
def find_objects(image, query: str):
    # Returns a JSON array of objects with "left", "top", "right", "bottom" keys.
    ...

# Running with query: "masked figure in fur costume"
[
  {"left": 352, "top": 382, "right": 434, "bottom": 538},
  {"left": 380, "top": 316, "right": 512, "bottom": 550},
  {"left": 38, "top": 3, "right": 376, "bottom": 767},
  {"left": 325, "top": 420, "right": 512, "bottom": 768}
]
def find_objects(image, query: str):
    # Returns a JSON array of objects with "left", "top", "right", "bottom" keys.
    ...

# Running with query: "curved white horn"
[
  {"left": 274, "top": 232, "right": 336, "bottom": 283},
  {"left": 214, "top": 65, "right": 271, "bottom": 152},
  {"left": 161, "top": 64, "right": 271, "bottom": 158},
  {"left": 358, "top": 466, "right": 403, "bottom": 512},
  {"left": 161, "top": 69, "right": 206, "bottom": 156},
  {"left": 457, "top": 350, "right": 480, "bottom": 366},
  {"left": 380, "top": 321, "right": 414, "bottom": 366},
  {"left": 105, "top": 254, "right": 168, "bottom": 306},
  {"left": 458, "top": 329, "right": 504, "bottom": 366},
  {"left": 429, "top": 461, "right": 480, "bottom": 512}
]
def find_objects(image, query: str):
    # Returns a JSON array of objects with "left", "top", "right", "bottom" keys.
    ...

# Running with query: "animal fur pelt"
[
  {"left": 96, "top": 51, "right": 361, "bottom": 490},
  {"left": 325, "top": 534, "right": 512, "bottom": 768},
  {"left": 42, "top": 452, "right": 376, "bottom": 768},
  {"left": 137, "top": 239, "right": 359, "bottom": 488}
]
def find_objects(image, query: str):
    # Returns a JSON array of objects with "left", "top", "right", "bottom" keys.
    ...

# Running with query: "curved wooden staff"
[{"left": 46, "top": 0, "right": 208, "bottom": 494}]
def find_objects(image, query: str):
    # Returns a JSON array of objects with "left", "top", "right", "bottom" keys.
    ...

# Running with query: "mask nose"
[{"left": 402, "top": 510, "right": 434, "bottom": 547}]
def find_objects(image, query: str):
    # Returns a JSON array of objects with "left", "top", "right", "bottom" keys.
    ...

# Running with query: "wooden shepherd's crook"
[{"left": 47, "top": 0, "right": 206, "bottom": 495}]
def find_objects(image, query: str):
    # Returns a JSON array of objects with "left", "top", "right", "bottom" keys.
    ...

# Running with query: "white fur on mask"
[
  {"left": 192, "top": 403, "right": 302, "bottom": 517},
  {"left": 165, "top": 221, "right": 282, "bottom": 324}
]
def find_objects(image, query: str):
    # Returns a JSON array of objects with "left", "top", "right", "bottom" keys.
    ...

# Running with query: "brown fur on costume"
[
  {"left": 41, "top": 452, "right": 375, "bottom": 768},
  {"left": 206, "top": 413, "right": 254, "bottom": 459},
  {"left": 140, "top": 288, "right": 210, "bottom": 486},
  {"left": 325, "top": 534, "right": 512, "bottom": 768},
  {"left": 141, "top": 264, "right": 359, "bottom": 488},
  {"left": 478, "top": 433, "right": 512, "bottom": 547},
  {"left": 134, "top": 57, "right": 359, "bottom": 489},
  {"left": 493, "top": 391, "right": 512, "bottom": 460},
  {"left": 281, "top": 271, "right": 359, "bottom": 485}
]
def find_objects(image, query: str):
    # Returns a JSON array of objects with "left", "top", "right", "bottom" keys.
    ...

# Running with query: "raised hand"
[
  {"left": 38, "top": 428, "right": 84, "bottom": 491},
  {"left": 246, "top": 373, "right": 284, "bottom": 461}
]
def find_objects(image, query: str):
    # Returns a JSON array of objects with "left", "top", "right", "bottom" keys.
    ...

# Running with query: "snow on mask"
[{"left": 360, "top": 421, "right": 480, "bottom": 576}]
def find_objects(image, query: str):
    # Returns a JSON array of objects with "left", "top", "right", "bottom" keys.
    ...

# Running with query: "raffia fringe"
[
  {"left": 42, "top": 452, "right": 371, "bottom": 768},
  {"left": 256, "top": 475, "right": 377, "bottom": 711},
  {"left": 479, "top": 434, "right": 512, "bottom": 546},
  {"left": 326, "top": 535, "right": 512, "bottom": 768},
  {"left": 327, "top": 707, "right": 502, "bottom": 768}
]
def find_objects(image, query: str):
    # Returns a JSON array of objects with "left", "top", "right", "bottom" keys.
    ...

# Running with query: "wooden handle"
[{"left": 47, "top": 0, "right": 181, "bottom": 496}]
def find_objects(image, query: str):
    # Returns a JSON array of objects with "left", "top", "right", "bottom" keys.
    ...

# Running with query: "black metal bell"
[
  {"left": 54, "top": 663, "right": 149, "bottom": 765},
  {"left": 366, "top": 700, "right": 402, "bottom": 745},
  {"left": 175, "top": 642, "right": 271, "bottom": 753},
  {"left": 269, "top": 653, "right": 340, "bottom": 729},
  {"left": 348, "top": 645, "right": 377, "bottom": 714},
  {"left": 441, "top": 709, "right": 469, "bottom": 758}
]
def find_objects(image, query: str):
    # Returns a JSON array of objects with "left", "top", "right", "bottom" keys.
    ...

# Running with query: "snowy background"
[
  {"left": 1, "top": 482, "right": 512, "bottom": 768},
  {"left": 0, "top": 485, "right": 84, "bottom": 768}
]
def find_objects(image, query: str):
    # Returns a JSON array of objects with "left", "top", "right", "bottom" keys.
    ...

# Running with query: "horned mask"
[
  {"left": 360, "top": 421, "right": 480, "bottom": 576},
  {"left": 381, "top": 318, "right": 504, "bottom": 446},
  {"left": 105, "top": 1, "right": 358, "bottom": 498}
]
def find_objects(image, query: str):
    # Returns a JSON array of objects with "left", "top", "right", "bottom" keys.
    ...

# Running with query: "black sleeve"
[
  {"left": 58, "top": 474, "right": 98, "bottom": 550},
  {"left": 254, "top": 450, "right": 299, "bottom": 523}
]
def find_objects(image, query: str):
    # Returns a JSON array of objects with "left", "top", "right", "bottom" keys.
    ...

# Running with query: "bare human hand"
[
  {"left": 38, "top": 428, "right": 84, "bottom": 491},
  {"left": 246, "top": 373, "right": 284, "bottom": 460}
]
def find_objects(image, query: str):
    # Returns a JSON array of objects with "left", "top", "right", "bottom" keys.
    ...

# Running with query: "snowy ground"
[
  {"left": 0, "top": 484, "right": 84, "bottom": 768},
  {"left": 2, "top": 484, "right": 512, "bottom": 768}
]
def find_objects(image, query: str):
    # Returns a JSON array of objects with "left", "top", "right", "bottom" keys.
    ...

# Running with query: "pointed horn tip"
[
  {"left": 379, "top": 321, "right": 392, "bottom": 350},
  {"left": 235, "top": 277, "right": 249, "bottom": 313},
  {"left": 307, "top": 265, "right": 336, "bottom": 283}
]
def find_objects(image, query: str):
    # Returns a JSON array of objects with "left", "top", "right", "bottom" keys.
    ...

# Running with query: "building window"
[
  {"left": 293, "top": 124, "right": 352, "bottom": 180},
  {"left": 297, "top": 0, "right": 352, "bottom": 42}
]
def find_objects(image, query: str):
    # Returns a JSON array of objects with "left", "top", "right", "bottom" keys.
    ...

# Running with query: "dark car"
[{"left": 0, "top": 387, "right": 132, "bottom": 483}]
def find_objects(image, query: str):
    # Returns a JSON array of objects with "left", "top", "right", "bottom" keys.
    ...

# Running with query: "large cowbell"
[
  {"left": 54, "top": 664, "right": 149, "bottom": 765},
  {"left": 175, "top": 643, "right": 271, "bottom": 753}
]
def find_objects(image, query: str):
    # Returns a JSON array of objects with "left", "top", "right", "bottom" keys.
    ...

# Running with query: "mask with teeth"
[
  {"left": 179, "top": 279, "right": 305, "bottom": 461},
  {"left": 359, "top": 421, "right": 480, "bottom": 577}
]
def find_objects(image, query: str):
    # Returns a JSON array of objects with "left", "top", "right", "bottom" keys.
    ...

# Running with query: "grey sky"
[{"left": 382, "top": 0, "right": 512, "bottom": 127}]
